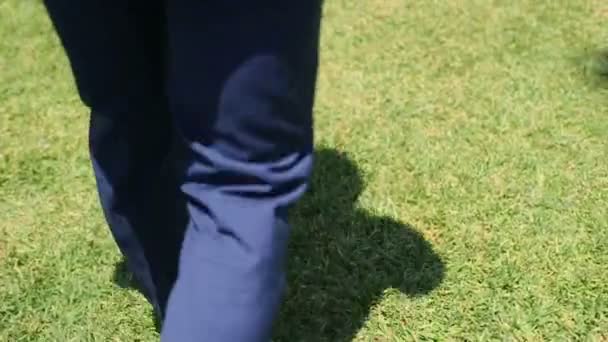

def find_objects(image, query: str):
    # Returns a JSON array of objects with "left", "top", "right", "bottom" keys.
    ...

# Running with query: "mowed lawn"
[{"left": 1, "top": 0, "right": 607, "bottom": 340}]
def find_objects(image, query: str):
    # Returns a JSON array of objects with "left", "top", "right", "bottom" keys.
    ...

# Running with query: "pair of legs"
[{"left": 44, "top": 1, "right": 321, "bottom": 340}]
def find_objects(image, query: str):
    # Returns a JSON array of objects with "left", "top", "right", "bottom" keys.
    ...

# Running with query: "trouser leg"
[
  {"left": 43, "top": 0, "right": 182, "bottom": 316},
  {"left": 161, "top": 1, "right": 322, "bottom": 341}
]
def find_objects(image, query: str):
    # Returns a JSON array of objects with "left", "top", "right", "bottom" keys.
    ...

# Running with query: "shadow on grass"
[
  {"left": 579, "top": 48, "right": 608, "bottom": 89},
  {"left": 274, "top": 148, "right": 445, "bottom": 341},
  {"left": 113, "top": 260, "right": 163, "bottom": 332},
  {"left": 112, "top": 147, "right": 445, "bottom": 340}
]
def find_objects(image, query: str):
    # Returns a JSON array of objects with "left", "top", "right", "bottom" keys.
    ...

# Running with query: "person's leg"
[
  {"left": 43, "top": 0, "right": 182, "bottom": 316},
  {"left": 161, "top": 1, "right": 322, "bottom": 340}
]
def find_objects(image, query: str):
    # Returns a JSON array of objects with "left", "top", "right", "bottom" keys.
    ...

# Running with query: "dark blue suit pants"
[{"left": 43, "top": 1, "right": 321, "bottom": 340}]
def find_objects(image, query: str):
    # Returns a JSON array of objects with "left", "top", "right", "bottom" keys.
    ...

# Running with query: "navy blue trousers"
[{"left": 43, "top": 1, "right": 321, "bottom": 340}]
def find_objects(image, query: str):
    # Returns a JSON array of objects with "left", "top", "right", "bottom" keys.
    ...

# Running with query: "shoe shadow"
[
  {"left": 112, "top": 259, "right": 163, "bottom": 332},
  {"left": 112, "top": 259, "right": 137, "bottom": 290},
  {"left": 575, "top": 47, "right": 608, "bottom": 89},
  {"left": 274, "top": 147, "right": 445, "bottom": 341}
]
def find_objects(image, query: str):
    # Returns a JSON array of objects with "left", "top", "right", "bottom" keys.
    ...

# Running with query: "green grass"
[{"left": 1, "top": 0, "right": 607, "bottom": 340}]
